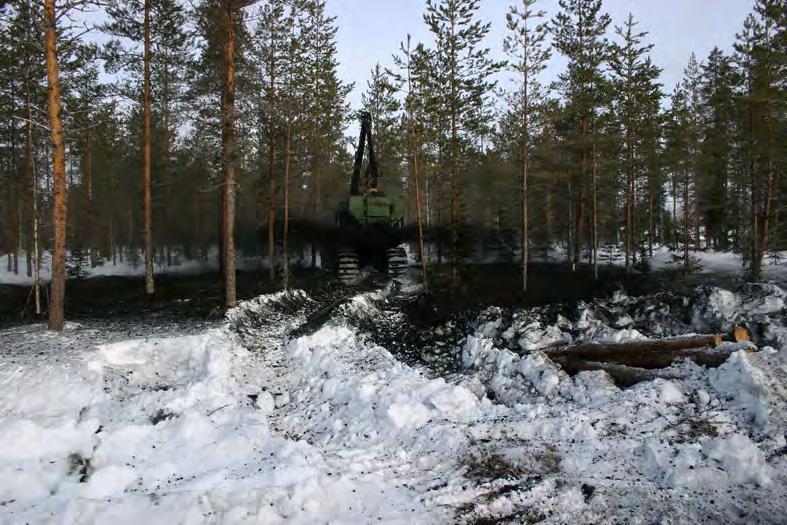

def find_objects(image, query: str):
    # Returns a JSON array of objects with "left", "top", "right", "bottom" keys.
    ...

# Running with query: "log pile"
[{"left": 545, "top": 326, "right": 754, "bottom": 387}]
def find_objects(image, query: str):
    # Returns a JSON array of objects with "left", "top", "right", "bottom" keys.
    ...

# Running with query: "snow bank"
[
  {"left": 0, "top": 248, "right": 290, "bottom": 285},
  {"left": 0, "top": 326, "right": 433, "bottom": 523},
  {"left": 3, "top": 282, "right": 787, "bottom": 523},
  {"left": 709, "top": 350, "right": 770, "bottom": 428}
]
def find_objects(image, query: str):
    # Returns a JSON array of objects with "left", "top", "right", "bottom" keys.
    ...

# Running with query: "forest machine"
[{"left": 333, "top": 111, "right": 406, "bottom": 283}]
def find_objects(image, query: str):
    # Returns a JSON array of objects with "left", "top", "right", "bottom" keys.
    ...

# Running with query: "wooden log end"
[{"left": 732, "top": 325, "right": 750, "bottom": 343}]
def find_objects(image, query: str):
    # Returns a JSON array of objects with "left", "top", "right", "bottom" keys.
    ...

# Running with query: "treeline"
[{"left": 0, "top": 0, "right": 785, "bottom": 326}]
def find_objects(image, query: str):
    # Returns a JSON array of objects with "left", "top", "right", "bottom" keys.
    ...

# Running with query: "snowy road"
[{"left": 1, "top": 283, "right": 786, "bottom": 523}]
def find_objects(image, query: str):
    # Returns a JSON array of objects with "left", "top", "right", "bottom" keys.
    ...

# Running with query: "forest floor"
[{"left": 1, "top": 267, "right": 787, "bottom": 523}]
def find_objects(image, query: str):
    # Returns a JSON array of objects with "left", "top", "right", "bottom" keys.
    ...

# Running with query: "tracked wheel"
[
  {"left": 386, "top": 245, "right": 407, "bottom": 279},
  {"left": 337, "top": 248, "right": 360, "bottom": 284}
]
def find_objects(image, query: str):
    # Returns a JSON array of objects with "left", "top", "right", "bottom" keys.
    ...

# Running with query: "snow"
[
  {"left": 1, "top": 282, "right": 787, "bottom": 522},
  {"left": 709, "top": 350, "right": 770, "bottom": 428},
  {"left": 0, "top": 247, "right": 321, "bottom": 286}
]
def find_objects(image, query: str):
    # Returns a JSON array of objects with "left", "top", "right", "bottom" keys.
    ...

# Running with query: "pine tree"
[
  {"left": 390, "top": 36, "right": 430, "bottom": 288},
  {"left": 301, "top": 0, "right": 351, "bottom": 264},
  {"left": 698, "top": 48, "right": 737, "bottom": 251},
  {"left": 63, "top": 44, "right": 104, "bottom": 269},
  {"left": 424, "top": 0, "right": 502, "bottom": 280},
  {"left": 503, "top": 0, "right": 550, "bottom": 291},
  {"left": 681, "top": 53, "right": 703, "bottom": 251},
  {"left": 609, "top": 13, "right": 661, "bottom": 273},
  {"left": 361, "top": 63, "right": 402, "bottom": 196},
  {"left": 152, "top": 0, "right": 191, "bottom": 266},
  {"left": 279, "top": 2, "right": 309, "bottom": 288},
  {"left": 734, "top": 0, "right": 786, "bottom": 279},
  {"left": 251, "top": 0, "right": 289, "bottom": 280},
  {"left": 44, "top": 0, "right": 67, "bottom": 330},
  {"left": 665, "top": 86, "right": 696, "bottom": 275},
  {"left": 552, "top": 0, "right": 611, "bottom": 270}
]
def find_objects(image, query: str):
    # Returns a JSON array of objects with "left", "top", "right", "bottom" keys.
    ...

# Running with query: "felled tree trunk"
[{"left": 545, "top": 328, "right": 750, "bottom": 371}]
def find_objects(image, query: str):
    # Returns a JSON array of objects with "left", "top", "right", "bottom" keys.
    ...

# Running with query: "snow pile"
[
  {"left": 709, "top": 350, "right": 770, "bottom": 428},
  {"left": 2, "top": 282, "right": 787, "bottom": 523},
  {"left": 0, "top": 248, "right": 304, "bottom": 286},
  {"left": 0, "top": 325, "right": 436, "bottom": 523},
  {"left": 639, "top": 432, "right": 771, "bottom": 489}
]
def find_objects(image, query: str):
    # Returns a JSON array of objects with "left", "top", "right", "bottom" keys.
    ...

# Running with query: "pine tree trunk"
[
  {"left": 222, "top": 0, "right": 237, "bottom": 308},
  {"left": 759, "top": 119, "right": 776, "bottom": 278},
  {"left": 26, "top": 70, "right": 40, "bottom": 315},
  {"left": 162, "top": 70, "right": 173, "bottom": 268},
  {"left": 10, "top": 109, "right": 20, "bottom": 277},
  {"left": 672, "top": 171, "right": 678, "bottom": 251},
  {"left": 143, "top": 0, "right": 155, "bottom": 295},
  {"left": 82, "top": 145, "right": 94, "bottom": 267},
  {"left": 413, "top": 141, "right": 428, "bottom": 290},
  {"left": 592, "top": 129, "right": 598, "bottom": 281},
  {"left": 625, "top": 115, "right": 633, "bottom": 275},
  {"left": 282, "top": 121, "right": 291, "bottom": 290},
  {"left": 267, "top": 51, "right": 276, "bottom": 282},
  {"left": 648, "top": 161, "right": 654, "bottom": 258},
  {"left": 684, "top": 168, "right": 690, "bottom": 276},
  {"left": 521, "top": 64, "right": 529, "bottom": 293},
  {"left": 449, "top": 19, "right": 459, "bottom": 285},
  {"left": 44, "top": 0, "right": 67, "bottom": 331},
  {"left": 575, "top": 116, "right": 588, "bottom": 271}
]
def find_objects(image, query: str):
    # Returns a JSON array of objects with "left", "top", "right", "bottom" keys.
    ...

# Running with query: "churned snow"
[{"left": 1, "top": 282, "right": 787, "bottom": 523}]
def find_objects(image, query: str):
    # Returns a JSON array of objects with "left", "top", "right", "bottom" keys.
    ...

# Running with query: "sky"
[
  {"left": 81, "top": 0, "right": 757, "bottom": 122},
  {"left": 325, "top": 0, "right": 756, "bottom": 110}
]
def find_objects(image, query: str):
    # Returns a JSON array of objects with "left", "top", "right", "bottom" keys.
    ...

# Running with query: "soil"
[{"left": 0, "top": 261, "right": 738, "bottom": 331}]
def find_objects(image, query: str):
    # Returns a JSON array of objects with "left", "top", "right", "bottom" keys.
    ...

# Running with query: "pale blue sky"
[
  {"left": 83, "top": 0, "right": 756, "bottom": 112},
  {"left": 327, "top": 0, "right": 755, "bottom": 108}
]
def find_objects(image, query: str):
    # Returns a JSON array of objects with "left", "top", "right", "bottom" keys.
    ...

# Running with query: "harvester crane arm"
[{"left": 350, "top": 111, "right": 380, "bottom": 196}]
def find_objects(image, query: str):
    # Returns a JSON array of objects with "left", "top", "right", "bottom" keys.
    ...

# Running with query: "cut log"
[
  {"left": 551, "top": 357, "right": 689, "bottom": 388},
  {"left": 733, "top": 325, "right": 750, "bottom": 343},
  {"left": 544, "top": 328, "right": 753, "bottom": 371}
]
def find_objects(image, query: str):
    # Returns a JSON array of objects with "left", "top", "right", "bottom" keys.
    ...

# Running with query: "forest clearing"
[{"left": 1, "top": 0, "right": 787, "bottom": 523}]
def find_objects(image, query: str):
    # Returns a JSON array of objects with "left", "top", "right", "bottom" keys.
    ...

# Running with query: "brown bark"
[
  {"left": 625, "top": 113, "right": 633, "bottom": 275},
  {"left": 143, "top": 0, "right": 154, "bottom": 295},
  {"left": 82, "top": 145, "right": 93, "bottom": 266},
  {"left": 266, "top": 40, "right": 276, "bottom": 282},
  {"left": 552, "top": 359, "right": 688, "bottom": 388},
  {"left": 282, "top": 121, "right": 291, "bottom": 290},
  {"left": 402, "top": 37, "right": 428, "bottom": 290},
  {"left": 44, "top": 0, "right": 67, "bottom": 330},
  {"left": 574, "top": 117, "right": 588, "bottom": 271},
  {"left": 413, "top": 137, "right": 428, "bottom": 290},
  {"left": 222, "top": 0, "right": 237, "bottom": 307},
  {"left": 449, "top": 17, "right": 459, "bottom": 285},
  {"left": 592, "top": 127, "right": 598, "bottom": 281},
  {"left": 683, "top": 168, "right": 690, "bottom": 276},
  {"left": 648, "top": 161, "right": 654, "bottom": 258},
  {"left": 671, "top": 171, "right": 678, "bottom": 250},
  {"left": 543, "top": 332, "right": 751, "bottom": 371},
  {"left": 520, "top": 58, "right": 530, "bottom": 293},
  {"left": 758, "top": 114, "right": 776, "bottom": 278},
  {"left": 748, "top": 92, "right": 760, "bottom": 279}
]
